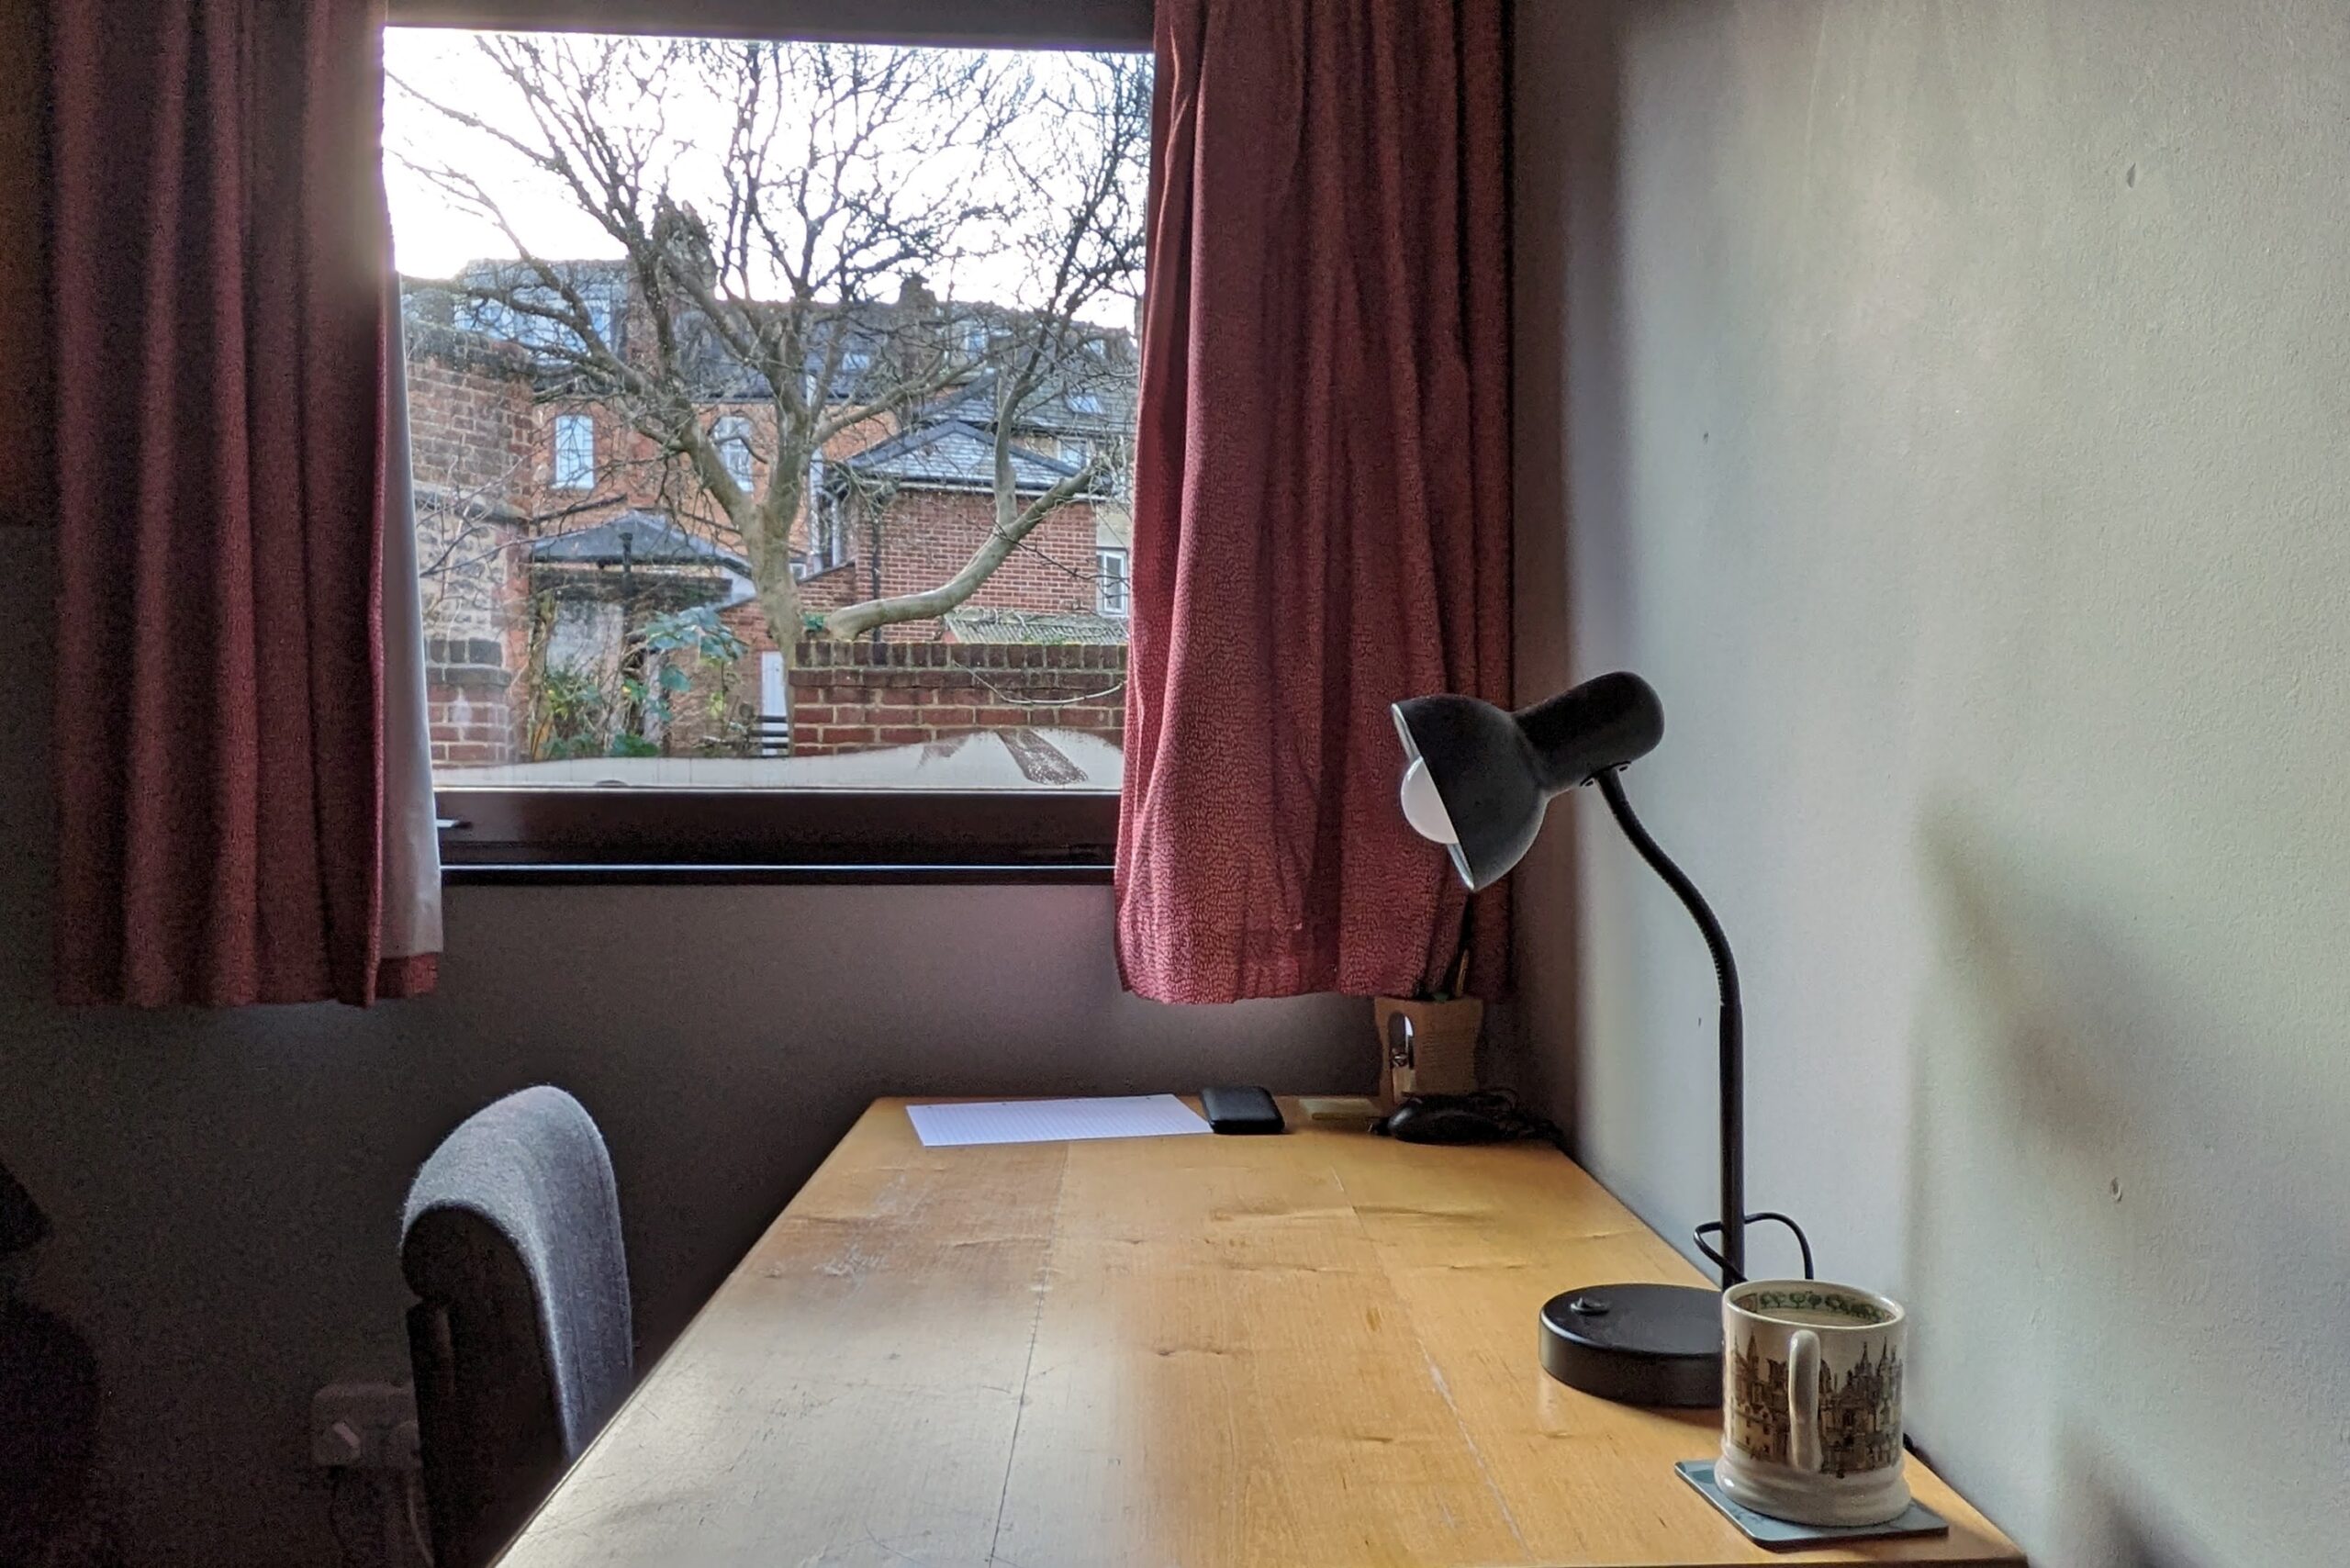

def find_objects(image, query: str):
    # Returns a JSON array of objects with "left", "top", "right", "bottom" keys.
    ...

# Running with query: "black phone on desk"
[{"left": 1200, "top": 1085, "right": 1285, "bottom": 1134}]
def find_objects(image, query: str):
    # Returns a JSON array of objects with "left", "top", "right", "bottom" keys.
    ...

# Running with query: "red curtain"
[
  {"left": 1117, "top": 0, "right": 1511, "bottom": 1004},
  {"left": 49, "top": 0, "right": 432, "bottom": 1006}
]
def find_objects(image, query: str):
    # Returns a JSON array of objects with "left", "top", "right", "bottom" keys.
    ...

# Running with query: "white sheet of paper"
[{"left": 905, "top": 1094, "right": 1212, "bottom": 1148}]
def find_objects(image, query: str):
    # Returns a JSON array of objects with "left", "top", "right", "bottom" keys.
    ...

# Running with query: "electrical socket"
[{"left": 311, "top": 1381, "right": 420, "bottom": 1471}]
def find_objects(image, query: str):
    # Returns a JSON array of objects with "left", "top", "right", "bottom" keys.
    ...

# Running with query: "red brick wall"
[
  {"left": 853, "top": 490, "right": 1105, "bottom": 640},
  {"left": 511, "top": 403, "right": 894, "bottom": 570},
  {"left": 791, "top": 563, "right": 866, "bottom": 627},
  {"left": 426, "top": 677, "right": 520, "bottom": 768},
  {"left": 406, "top": 327, "right": 534, "bottom": 497},
  {"left": 407, "top": 326, "right": 536, "bottom": 766},
  {"left": 787, "top": 637, "right": 1125, "bottom": 756},
  {"left": 724, "top": 489, "right": 1113, "bottom": 653}
]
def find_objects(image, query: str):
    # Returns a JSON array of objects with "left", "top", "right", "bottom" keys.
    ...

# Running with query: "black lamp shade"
[{"left": 1393, "top": 672, "right": 1665, "bottom": 891}]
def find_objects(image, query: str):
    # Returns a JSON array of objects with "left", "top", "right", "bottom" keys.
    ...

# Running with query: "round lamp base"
[{"left": 1538, "top": 1282, "right": 1723, "bottom": 1407}]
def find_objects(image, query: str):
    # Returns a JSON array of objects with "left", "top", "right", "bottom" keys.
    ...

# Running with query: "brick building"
[
  {"left": 403, "top": 317, "right": 535, "bottom": 767},
  {"left": 805, "top": 375, "right": 1130, "bottom": 633},
  {"left": 398, "top": 263, "right": 1136, "bottom": 768}
]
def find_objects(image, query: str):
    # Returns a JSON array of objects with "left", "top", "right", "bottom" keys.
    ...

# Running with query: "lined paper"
[{"left": 905, "top": 1095, "right": 1212, "bottom": 1148}]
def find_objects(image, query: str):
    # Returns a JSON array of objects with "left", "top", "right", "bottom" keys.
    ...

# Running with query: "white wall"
[
  {"left": 1513, "top": 4, "right": 2350, "bottom": 1564},
  {"left": 0, "top": 538, "right": 1364, "bottom": 1565}
]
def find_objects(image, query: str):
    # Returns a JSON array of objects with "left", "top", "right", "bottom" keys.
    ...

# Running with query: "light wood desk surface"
[{"left": 497, "top": 1098, "right": 2020, "bottom": 1568}]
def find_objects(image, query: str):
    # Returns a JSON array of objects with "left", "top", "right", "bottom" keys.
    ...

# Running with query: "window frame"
[
  {"left": 713, "top": 413, "right": 755, "bottom": 491},
  {"left": 437, "top": 788, "right": 1118, "bottom": 879},
  {"left": 551, "top": 411, "right": 595, "bottom": 490},
  {"left": 808, "top": 484, "right": 852, "bottom": 575},
  {"left": 395, "top": 2, "right": 1147, "bottom": 877},
  {"left": 1095, "top": 545, "right": 1130, "bottom": 617},
  {"left": 385, "top": 0, "right": 1151, "bottom": 50}
]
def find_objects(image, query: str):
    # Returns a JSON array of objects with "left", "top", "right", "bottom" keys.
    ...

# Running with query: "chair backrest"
[{"left": 400, "top": 1087, "right": 632, "bottom": 1568}]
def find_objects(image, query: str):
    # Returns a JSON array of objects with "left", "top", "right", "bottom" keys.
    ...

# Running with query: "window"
[
  {"left": 805, "top": 486, "right": 846, "bottom": 574},
  {"left": 386, "top": 21, "right": 1146, "bottom": 868},
  {"left": 1096, "top": 547, "right": 1129, "bottom": 617},
  {"left": 714, "top": 416, "right": 755, "bottom": 491},
  {"left": 461, "top": 281, "right": 618, "bottom": 359},
  {"left": 552, "top": 413, "right": 594, "bottom": 490}
]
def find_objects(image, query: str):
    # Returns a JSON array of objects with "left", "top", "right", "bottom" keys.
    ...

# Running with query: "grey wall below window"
[
  {"left": 1512, "top": 5, "right": 2350, "bottom": 1566},
  {"left": 0, "top": 538, "right": 1364, "bottom": 1566}
]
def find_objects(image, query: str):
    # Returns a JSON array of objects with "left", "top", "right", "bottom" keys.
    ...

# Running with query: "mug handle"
[{"left": 1786, "top": 1327, "right": 1821, "bottom": 1473}]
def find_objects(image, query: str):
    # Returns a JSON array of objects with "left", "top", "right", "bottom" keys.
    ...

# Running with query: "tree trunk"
[
  {"left": 823, "top": 456, "right": 1096, "bottom": 640},
  {"left": 737, "top": 467, "right": 806, "bottom": 668},
  {"left": 822, "top": 521, "right": 1018, "bottom": 639},
  {"left": 750, "top": 534, "right": 805, "bottom": 667}
]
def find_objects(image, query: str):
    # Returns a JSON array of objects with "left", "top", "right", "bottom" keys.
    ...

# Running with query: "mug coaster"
[{"left": 1676, "top": 1461, "right": 1950, "bottom": 1548}]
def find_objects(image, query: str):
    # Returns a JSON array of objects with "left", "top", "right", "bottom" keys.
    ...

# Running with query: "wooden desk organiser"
[{"left": 1375, "top": 995, "right": 1483, "bottom": 1104}]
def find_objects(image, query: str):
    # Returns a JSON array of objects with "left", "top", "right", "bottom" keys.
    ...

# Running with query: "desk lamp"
[{"left": 1393, "top": 672, "right": 1806, "bottom": 1406}]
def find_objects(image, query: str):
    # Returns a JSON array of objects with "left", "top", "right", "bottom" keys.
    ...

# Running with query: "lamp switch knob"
[{"left": 1566, "top": 1294, "right": 1608, "bottom": 1316}]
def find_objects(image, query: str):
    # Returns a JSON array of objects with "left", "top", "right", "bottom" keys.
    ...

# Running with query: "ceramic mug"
[{"left": 1718, "top": 1279, "right": 1909, "bottom": 1528}]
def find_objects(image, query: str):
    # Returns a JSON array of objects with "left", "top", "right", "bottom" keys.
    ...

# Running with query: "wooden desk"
[{"left": 498, "top": 1099, "right": 2021, "bottom": 1567}]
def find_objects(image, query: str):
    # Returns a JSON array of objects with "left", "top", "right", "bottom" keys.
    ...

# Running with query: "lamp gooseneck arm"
[{"left": 1594, "top": 767, "right": 1744, "bottom": 1288}]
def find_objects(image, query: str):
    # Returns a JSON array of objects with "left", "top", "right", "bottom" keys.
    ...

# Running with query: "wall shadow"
[
  {"left": 1908, "top": 804, "right": 2346, "bottom": 1566},
  {"left": 1506, "top": 0, "right": 1628, "bottom": 1147}
]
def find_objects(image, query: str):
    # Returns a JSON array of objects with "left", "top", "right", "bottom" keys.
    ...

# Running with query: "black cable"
[
  {"left": 1697, "top": 1210, "right": 1816, "bottom": 1282},
  {"left": 1743, "top": 1211, "right": 1816, "bottom": 1280}
]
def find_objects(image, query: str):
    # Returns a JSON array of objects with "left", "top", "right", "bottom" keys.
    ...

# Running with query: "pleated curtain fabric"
[
  {"left": 1116, "top": 0, "right": 1511, "bottom": 1003},
  {"left": 49, "top": 0, "right": 442, "bottom": 1006}
]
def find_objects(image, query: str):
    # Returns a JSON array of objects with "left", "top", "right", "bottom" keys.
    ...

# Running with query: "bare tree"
[
  {"left": 822, "top": 53, "right": 1148, "bottom": 638},
  {"left": 411, "top": 447, "right": 639, "bottom": 597},
  {"left": 391, "top": 38, "right": 1147, "bottom": 661},
  {"left": 412, "top": 446, "right": 531, "bottom": 609}
]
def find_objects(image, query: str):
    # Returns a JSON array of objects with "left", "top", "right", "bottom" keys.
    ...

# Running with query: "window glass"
[
  {"left": 806, "top": 488, "right": 847, "bottom": 575},
  {"left": 714, "top": 415, "right": 755, "bottom": 491},
  {"left": 1096, "top": 546, "right": 1129, "bottom": 617},
  {"left": 388, "top": 31, "right": 1147, "bottom": 793},
  {"left": 552, "top": 413, "right": 594, "bottom": 489}
]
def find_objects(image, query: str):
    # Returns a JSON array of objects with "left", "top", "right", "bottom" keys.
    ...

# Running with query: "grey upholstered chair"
[{"left": 401, "top": 1087, "right": 633, "bottom": 1568}]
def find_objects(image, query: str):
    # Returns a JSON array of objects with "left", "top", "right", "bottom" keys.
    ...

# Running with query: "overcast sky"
[{"left": 383, "top": 29, "right": 1145, "bottom": 324}]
